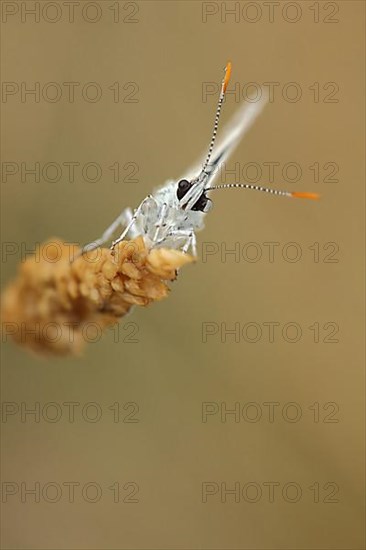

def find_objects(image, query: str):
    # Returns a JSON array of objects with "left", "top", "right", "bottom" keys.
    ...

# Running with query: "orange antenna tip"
[
  {"left": 291, "top": 192, "right": 320, "bottom": 200},
  {"left": 223, "top": 61, "right": 232, "bottom": 93}
]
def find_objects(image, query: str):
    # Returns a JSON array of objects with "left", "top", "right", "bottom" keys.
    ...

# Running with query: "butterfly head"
[{"left": 176, "top": 179, "right": 213, "bottom": 213}]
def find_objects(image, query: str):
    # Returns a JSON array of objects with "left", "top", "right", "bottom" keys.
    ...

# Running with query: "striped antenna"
[
  {"left": 199, "top": 61, "right": 232, "bottom": 178},
  {"left": 206, "top": 183, "right": 320, "bottom": 200}
]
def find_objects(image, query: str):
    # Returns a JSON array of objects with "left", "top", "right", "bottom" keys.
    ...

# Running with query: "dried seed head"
[{"left": 1, "top": 238, "right": 194, "bottom": 356}]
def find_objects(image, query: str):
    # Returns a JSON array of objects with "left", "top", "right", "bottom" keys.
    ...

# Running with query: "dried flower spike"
[{"left": 1, "top": 238, "right": 194, "bottom": 356}]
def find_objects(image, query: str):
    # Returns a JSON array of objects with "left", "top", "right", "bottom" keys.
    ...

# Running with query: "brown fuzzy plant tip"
[{"left": 1, "top": 237, "right": 194, "bottom": 356}]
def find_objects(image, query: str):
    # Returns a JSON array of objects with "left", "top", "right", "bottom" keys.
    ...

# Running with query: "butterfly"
[{"left": 81, "top": 62, "right": 318, "bottom": 258}]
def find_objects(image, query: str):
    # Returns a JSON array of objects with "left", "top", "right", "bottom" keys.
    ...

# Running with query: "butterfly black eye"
[
  {"left": 191, "top": 192, "right": 211, "bottom": 212},
  {"left": 177, "top": 179, "right": 192, "bottom": 200}
]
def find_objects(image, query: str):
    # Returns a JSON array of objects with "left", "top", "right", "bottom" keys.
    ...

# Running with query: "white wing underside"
[{"left": 180, "top": 95, "right": 268, "bottom": 187}]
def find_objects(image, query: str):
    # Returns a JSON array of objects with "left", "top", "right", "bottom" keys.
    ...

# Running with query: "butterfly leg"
[
  {"left": 159, "top": 228, "right": 197, "bottom": 256},
  {"left": 111, "top": 195, "right": 153, "bottom": 251},
  {"left": 182, "top": 230, "right": 197, "bottom": 256},
  {"left": 152, "top": 202, "right": 168, "bottom": 243},
  {"left": 74, "top": 207, "right": 133, "bottom": 259}
]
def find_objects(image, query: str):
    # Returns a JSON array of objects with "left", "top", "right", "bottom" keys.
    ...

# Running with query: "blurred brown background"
[{"left": 1, "top": 1, "right": 365, "bottom": 548}]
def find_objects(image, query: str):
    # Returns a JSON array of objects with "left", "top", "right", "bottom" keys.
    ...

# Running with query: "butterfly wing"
[{"left": 182, "top": 95, "right": 268, "bottom": 187}]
